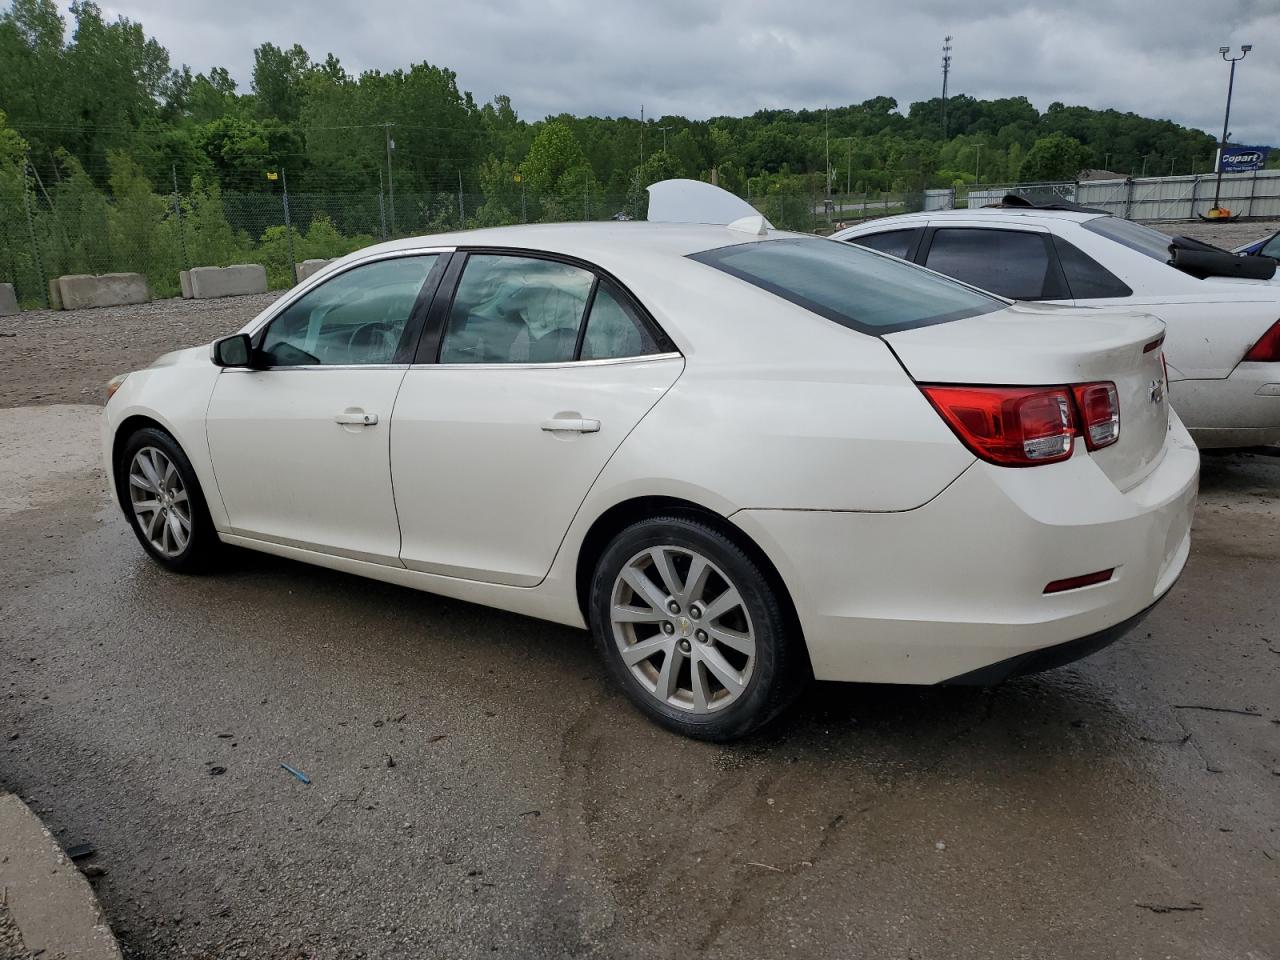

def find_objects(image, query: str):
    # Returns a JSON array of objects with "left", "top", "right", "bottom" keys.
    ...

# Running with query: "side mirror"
[{"left": 212, "top": 333, "right": 254, "bottom": 368}]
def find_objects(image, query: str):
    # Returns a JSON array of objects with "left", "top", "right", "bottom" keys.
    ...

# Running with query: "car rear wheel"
[
  {"left": 589, "top": 515, "right": 803, "bottom": 740},
  {"left": 118, "top": 427, "right": 218, "bottom": 573}
]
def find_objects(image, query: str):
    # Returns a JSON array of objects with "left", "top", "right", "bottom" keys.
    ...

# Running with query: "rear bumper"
[
  {"left": 732, "top": 413, "right": 1199, "bottom": 685},
  {"left": 1175, "top": 364, "right": 1280, "bottom": 448},
  {"left": 940, "top": 598, "right": 1162, "bottom": 685}
]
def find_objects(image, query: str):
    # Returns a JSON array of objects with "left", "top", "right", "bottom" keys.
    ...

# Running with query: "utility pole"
[
  {"left": 384, "top": 122, "right": 396, "bottom": 235},
  {"left": 281, "top": 167, "right": 296, "bottom": 285},
  {"left": 1211, "top": 44, "right": 1252, "bottom": 214},
  {"left": 940, "top": 36, "right": 952, "bottom": 138},
  {"left": 640, "top": 104, "right": 645, "bottom": 166},
  {"left": 974, "top": 142, "right": 983, "bottom": 180},
  {"left": 457, "top": 170, "right": 465, "bottom": 224}
]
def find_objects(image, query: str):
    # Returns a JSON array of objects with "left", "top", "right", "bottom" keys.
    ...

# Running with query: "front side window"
[
  {"left": 440, "top": 254, "right": 594, "bottom": 364},
  {"left": 924, "top": 228, "right": 1056, "bottom": 300},
  {"left": 1261, "top": 233, "right": 1280, "bottom": 260},
  {"left": 260, "top": 255, "right": 437, "bottom": 366},
  {"left": 847, "top": 229, "right": 915, "bottom": 260},
  {"left": 690, "top": 237, "right": 1001, "bottom": 334}
]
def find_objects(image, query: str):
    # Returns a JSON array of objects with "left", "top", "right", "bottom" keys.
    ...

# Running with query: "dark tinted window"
[
  {"left": 1052, "top": 235, "right": 1133, "bottom": 299},
  {"left": 924, "top": 228, "right": 1054, "bottom": 300},
  {"left": 1081, "top": 216, "right": 1175, "bottom": 261},
  {"left": 848, "top": 229, "right": 915, "bottom": 260},
  {"left": 689, "top": 237, "right": 1001, "bottom": 334}
]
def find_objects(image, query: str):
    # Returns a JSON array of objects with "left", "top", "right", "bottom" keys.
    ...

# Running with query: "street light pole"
[
  {"left": 1212, "top": 44, "right": 1252, "bottom": 213},
  {"left": 658, "top": 126, "right": 672, "bottom": 153}
]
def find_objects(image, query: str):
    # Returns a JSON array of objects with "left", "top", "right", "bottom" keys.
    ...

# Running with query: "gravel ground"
[
  {"left": 1154, "top": 218, "right": 1279, "bottom": 248},
  {"left": 0, "top": 293, "right": 281, "bottom": 409}
]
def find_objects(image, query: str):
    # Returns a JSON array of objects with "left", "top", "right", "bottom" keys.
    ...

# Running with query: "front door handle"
[
  {"left": 335, "top": 411, "right": 378, "bottom": 426},
  {"left": 540, "top": 417, "right": 600, "bottom": 434}
]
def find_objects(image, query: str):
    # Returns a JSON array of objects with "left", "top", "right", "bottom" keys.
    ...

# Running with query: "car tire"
[
  {"left": 589, "top": 514, "right": 804, "bottom": 741},
  {"left": 117, "top": 427, "right": 219, "bottom": 574}
]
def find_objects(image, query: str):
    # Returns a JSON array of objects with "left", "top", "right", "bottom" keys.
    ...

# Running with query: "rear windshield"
[
  {"left": 689, "top": 237, "right": 1002, "bottom": 334},
  {"left": 1081, "top": 216, "right": 1178, "bottom": 261}
]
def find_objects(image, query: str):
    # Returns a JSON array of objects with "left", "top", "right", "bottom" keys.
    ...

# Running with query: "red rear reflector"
[
  {"left": 1243, "top": 320, "right": 1280, "bottom": 362},
  {"left": 1072, "top": 382, "right": 1120, "bottom": 449},
  {"left": 920, "top": 385, "right": 1075, "bottom": 466},
  {"left": 1142, "top": 335, "right": 1165, "bottom": 354},
  {"left": 1044, "top": 569, "right": 1115, "bottom": 594}
]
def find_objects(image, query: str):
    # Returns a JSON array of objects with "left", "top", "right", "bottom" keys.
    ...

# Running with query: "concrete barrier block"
[
  {"left": 56, "top": 273, "right": 149, "bottom": 310},
  {"left": 188, "top": 264, "right": 268, "bottom": 300},
  {"left": 179, "top": 270, "right": 193, "bottom": 299},
  {"left": 47, "top": 278, "right": 63, "bottom": 310},
  {"left": 296, "top": 258, "right": 336, "bottom": 283},
  {"left": 0, "top": 283, "right": 18, "bottom": 316}
]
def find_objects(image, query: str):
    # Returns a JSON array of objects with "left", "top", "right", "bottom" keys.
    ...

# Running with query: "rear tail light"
[
  {"left": 1073, "top": 382, "right": 1120, "bottom": 449},
  {"left": 1243, "top": 320, "right": 1280, "bottom": 361},
  {"left": 921, "top": 381, "right": 1120, "bottom": 467}
]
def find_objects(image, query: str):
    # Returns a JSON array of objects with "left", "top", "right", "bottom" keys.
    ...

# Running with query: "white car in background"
[
  {"left": 103, "top": 214, "right": 1197, "bottom": 740},
  {"left": 834, "top": 206, "right": 1280, "bottom": 448}
]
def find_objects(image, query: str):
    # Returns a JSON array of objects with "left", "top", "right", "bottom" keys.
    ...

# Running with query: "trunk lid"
[{"left": 884, "top": 301, "right": 1170, "bottom": 491}]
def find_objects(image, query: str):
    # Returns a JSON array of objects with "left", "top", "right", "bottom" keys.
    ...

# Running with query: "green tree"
[{"left": 1018, "top": 132, "right": 1091, "bottom": 182}]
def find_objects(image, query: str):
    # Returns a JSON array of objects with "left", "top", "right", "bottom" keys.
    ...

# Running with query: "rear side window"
[
  {"left": 924, "top": 228, "right": 1058, "bottom": 300},
  {"left": 689, "top": 237, "right": 1001, "bottom": 334},
  {"left": 440, "top": 254, "right": 593, "bottom": 364},
  {"left": 1081, "top": 216, "right": 1175, "bottom": 261},
  {"left": 847, "top": 229, "right": 915, "bottom": 260},
  {"left": 580, "top": 284, "right": 660, "bottom": 360},
  {"left": 1052, "top": 235, "right": 1133, "bottom": 299}
]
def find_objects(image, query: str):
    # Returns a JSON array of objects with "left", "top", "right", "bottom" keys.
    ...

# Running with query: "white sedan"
[
  {"left": 833, "top": 207, "right": 1280, "bottom": 448},
  {"left": 103, "top": 221, "right": 1198, "bottom": 739}
]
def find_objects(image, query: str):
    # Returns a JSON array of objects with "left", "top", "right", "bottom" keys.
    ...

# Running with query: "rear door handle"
[
  {"left": 335, "top": 411, "right": 378, "bottom": 426},
  {"left": 540, "top": 417, "right": 600, "bottom": 434}
]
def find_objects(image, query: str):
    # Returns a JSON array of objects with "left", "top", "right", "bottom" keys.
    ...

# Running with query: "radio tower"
[{"left": 941, "top": 36, "right": 953, "bottom": 138}]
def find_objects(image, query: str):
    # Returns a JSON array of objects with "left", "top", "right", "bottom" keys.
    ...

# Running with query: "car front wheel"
[
  {"left": 589, "top": 515, "right": 803, "bottom": 740},
  {"left": 118, "top": 427, "right": 218, "bottom": 573}
]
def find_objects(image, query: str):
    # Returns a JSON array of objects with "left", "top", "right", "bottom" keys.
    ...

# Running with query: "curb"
[{"left": 0, "top": 792, "right": 121, "bottom": 960}]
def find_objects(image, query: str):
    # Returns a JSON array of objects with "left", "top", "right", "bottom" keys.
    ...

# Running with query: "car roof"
[
  {"left": 859, "top": 208, "right": 1104, "bottom": 227},
  {"left": 344, "top": 221, "right": 798, "bottom": 263}
]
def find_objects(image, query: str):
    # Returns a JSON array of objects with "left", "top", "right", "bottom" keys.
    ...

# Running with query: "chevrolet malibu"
[{"left": 103, "top": 222, "right": 1199, "bottom": 740}]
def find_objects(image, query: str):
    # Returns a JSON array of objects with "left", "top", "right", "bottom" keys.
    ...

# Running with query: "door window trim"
[
  {"left": 413, "top": 246, "right": 679, "bottom": 366},
  {"left": 244, "top": 249, "right": 453, "bottom": 370},
  {"left": 916, "top": 225, "right": 1072, "bottom": 300}
]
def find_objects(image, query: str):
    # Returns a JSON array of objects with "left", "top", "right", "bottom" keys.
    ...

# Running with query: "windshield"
[
  {"left": 1081, "top": 216, "right": 1182, "bottom": 261},
  {"left": 688, "top": 237, "right": 1002, "bottom": 334}
]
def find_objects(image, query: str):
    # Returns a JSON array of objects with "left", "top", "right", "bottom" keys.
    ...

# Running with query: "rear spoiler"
[{"left": 1166, "top": 235, "right": 1277, "bottom": 281}]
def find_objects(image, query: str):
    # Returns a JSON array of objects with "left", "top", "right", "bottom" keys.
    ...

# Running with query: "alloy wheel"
[
  {"left": 128, "top": 446, "right": 192, "bottom": 558},
  {"left": 610, "top": 545, "right": 756, "bottom": 714}
]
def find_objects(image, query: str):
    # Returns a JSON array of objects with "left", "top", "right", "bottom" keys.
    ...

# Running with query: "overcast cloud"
[{"left": 81, "top": 0, "right": 1280, "bottom": 145}]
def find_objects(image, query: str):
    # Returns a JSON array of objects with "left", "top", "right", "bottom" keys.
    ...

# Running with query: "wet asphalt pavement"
[{"left": 1, "top": 402, "right": 1278, "bottom": 960}]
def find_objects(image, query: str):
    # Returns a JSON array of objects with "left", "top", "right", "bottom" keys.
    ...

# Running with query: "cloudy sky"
[{"left": 78, "top": 0, "right": 1280, "bottom": 144}]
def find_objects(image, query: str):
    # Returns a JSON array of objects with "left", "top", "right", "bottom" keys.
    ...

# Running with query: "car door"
[
  {"left": 918, "top": 223, "right": 1071, "bottom": 301},
  {"left": 390, "top": 251, "right": 684, "bottom": 587},
  {"left": 206, "top": 252, "right": 445, "bottom": 564}
]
